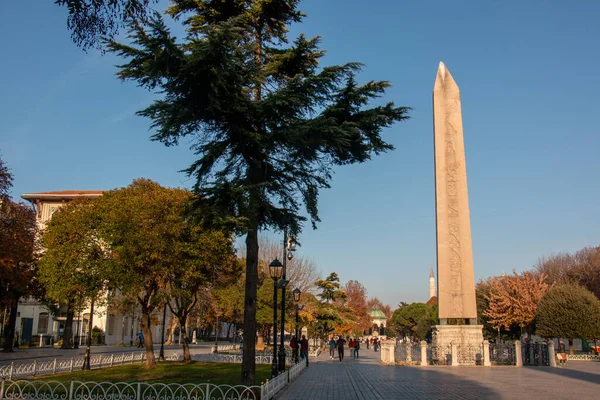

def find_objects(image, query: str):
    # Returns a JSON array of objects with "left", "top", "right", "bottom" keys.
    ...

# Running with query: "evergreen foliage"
[
  {"left": 106, "top": 0, "right": 409, "bottom": 383},
  {"left": 536, "top": 284, "right": 600, "bottom": 340},
  {"left": 389, "top": 302, "right": 436, "bottom": 341},
  {"left": 56, "top": 0, "right": 158, "bottom": 49},
  {"left": 316, "top": 272, "right": 344, "bottom": 303}
]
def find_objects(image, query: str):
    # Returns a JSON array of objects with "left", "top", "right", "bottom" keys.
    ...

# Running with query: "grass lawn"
[{"left": 33, "top": 361, "right": 272, "bottom": 386}]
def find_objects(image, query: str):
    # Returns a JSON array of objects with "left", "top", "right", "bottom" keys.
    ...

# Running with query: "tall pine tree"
[{"left": 107, "top": 0, "right": 409, "bottom": 383}]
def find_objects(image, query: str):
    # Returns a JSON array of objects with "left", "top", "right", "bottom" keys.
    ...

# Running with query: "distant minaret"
[{"left": 429, "top": 266, "right": 436, "bottom": 299}]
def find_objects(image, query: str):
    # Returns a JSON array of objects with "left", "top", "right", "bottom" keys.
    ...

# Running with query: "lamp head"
[
  {"left": 269, "top": 258, "right": 284, "bottom": 280},
  {"left": 286, "top": 235, "right": 297, "bottom": 251}
]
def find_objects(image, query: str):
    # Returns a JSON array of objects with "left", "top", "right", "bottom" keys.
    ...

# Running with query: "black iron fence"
[
  {"left": 522, "top": 342, "right": 549, "bottom": 366},
  {"left": 394, "top": 343, "right": 422, "bottom": 364},
  {"left": 457, "top": 344, "right": 484, "bottom": 366},
  {"left": 28, "top": 335, "right": 54, "bottom": 347},
  {"left": 489, "top": 342, "right": 516, "bottom": 365},
  {"left": 429, "top": 344, "right": 452, "bottom": 365}
]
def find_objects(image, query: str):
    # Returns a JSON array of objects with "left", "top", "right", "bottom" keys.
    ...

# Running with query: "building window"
[
  {"left": 38, "top": 313, "right": 49, "bottom": 334},
  {"left": 107, "top": 314, "right": 116, "bottom": 335}
]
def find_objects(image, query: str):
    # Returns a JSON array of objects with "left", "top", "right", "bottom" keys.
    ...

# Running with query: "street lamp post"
[
  {"left": 292, "top": 288, "right": 301, "bottom": 339},
  {"left": 82, "top": 298, "right": 95, "bottom": 370},
  {"left": 159, "top": 303, "right": 167, "bottom": 361},
  {"left": 214, "top": 305, "right": 220, "bottom": 353},
  {"left": 269, "top": 258, "right": 284, "bottom": 377},
  {"left": 278, "top": 230, "right": 296, "bottom": 373}
]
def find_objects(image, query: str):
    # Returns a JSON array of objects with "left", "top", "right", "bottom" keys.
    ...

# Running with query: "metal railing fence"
[
  {"left": 0, "top": 380, "right": 260, "bottom": 400},
  {"left": 261, "top": 358, "right": 307, "bottom": 400},
  {"left": 489, "top": 342, "right": 516, "bottom": 365},
  {"left": 0, "top": 352, "right": 181, "bottom": 380},
  {"left": 0, "top": 356, "right": 308, "bottom": 400}
]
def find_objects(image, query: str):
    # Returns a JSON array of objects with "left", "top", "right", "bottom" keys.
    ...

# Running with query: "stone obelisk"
[{"left": 432, "top": 62, "right": 483, "bottom": 352}]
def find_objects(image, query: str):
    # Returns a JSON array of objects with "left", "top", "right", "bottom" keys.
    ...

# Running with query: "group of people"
[
  {"left": 289, "top": 335, "right": 310, "bottom": 365},
  {"left": 326, "top": 337, "right": 381, "bottom": 362},
  {"left": 368, "top": 337, "right": 381, "bottom": 351},
  {"left": 288, "top": 335, "right": 383, "bottom": 364}
]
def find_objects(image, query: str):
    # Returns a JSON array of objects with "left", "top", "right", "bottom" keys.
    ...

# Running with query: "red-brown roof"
[
  {"left": 21, "top": 191, "right": 105, "bottom": 201},
  {"left": 25, "top": 190, "right": 104, "bottom": 195}
]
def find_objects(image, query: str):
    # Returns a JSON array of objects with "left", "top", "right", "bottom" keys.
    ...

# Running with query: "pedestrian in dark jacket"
[
  {"left": 336, "top": 337, "right": 346, "bottom": 362},
  {"left": 300, "top": 335, "right": 309, "bottom": 366},
  {"left": 328, "top": 338, "right": 336, "bottom": 360}
]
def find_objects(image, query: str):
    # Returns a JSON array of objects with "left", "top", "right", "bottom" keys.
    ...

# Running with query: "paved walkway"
[{"left": 278, "top": 348, "right": 600, "bottom": 399}]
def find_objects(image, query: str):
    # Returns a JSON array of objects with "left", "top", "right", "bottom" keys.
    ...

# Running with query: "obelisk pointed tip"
[
  {"left": 434, "top": 61, "right": 459, "bottom": 93},
  {"left": 438, "top": 61, "right": 447, "bottom": 74}
]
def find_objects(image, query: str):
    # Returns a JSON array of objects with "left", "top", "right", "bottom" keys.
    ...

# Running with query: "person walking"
[
  {"left": 349, "top": 338, "right": 356, "bottom": 359},
  {"left": 328, "top": 337, "right": 336, "bottom": 360},
  {"left": 366, "top": 337, "right": 370, "bottom": 349},
  {"left": 558, "top": 340, "right": 567, "bottom": 366},
  {"left": 137, "top": 331, "right": 144, "bottom": 348},
  {"left": 336, "top": 336, "right": 346, "bottom": 362},
  {"left": 355, "top": 338, "right": 360, "bottom": 358},
  {"left": 290, "top": 335, "right": 299, "bottom": 364},
  {"left": 300, "top": 335, "right": 309, "bottom": 366}
]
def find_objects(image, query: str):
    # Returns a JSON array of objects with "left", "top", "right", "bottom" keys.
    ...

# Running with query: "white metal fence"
[
  {"left": 567, "top": 354, "right": 600, "bottom": 361},
  {"left": 0, "top": 358, "right": 308, "bottom": 400},
  {"left": 261, "top": 358, "right": 307, "bottom": 400},
  {"left": 0, "top": 380, "right": 260, "bottom": 400},
  {"left": 0, "top": 352, "right": 181, "bottom": 380},
  {"left": 210, "top": 344, "right": 239, "bottom": 353},
  {"left": 192, "top": 354, "right": 278, "bottom": 364}
]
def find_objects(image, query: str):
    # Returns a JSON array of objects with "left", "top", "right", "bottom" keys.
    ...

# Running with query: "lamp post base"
[
  {"left": 271, "top": 359, "right": 278, "bottom": 378},
  {"left": 278, "top": 348, "right": 286, "bottom": 372}
]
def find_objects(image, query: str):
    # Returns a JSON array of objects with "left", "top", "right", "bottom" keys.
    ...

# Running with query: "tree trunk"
[
  {"left": 118, "top": 314, "right": 126, "bottom": 346},
  {"left": 61, "top": 300, "right": 74, "bottom": 349},
  {"left": 2, "top": 297, "right": 19, "bottom": 352},
  {"left": 226, "top": 323, "right": 232, "bottom": 340},
  {"left": 82, "top": 298, "right": 95, "bottom": 370},
  {"left": 569, "top": 339, "right": 575, "bottom": 355},
  {"left": 180, "top": 315, "right": 190, "bottom": 362},
  {"left": 165, "top": 318, "right": 178, "bottom": 345},
  {"left": 129, "top": 311, "right": 135, "bottom": 346},
  {"left": 141, "top": 308, "right": 156, "bottom": 368},
  {"left": 241, "top": 226, "right": 259, "bottom": 385}
]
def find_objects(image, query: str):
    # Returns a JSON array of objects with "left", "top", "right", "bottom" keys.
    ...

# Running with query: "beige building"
[{"left": 18, "top": 190, "right": 172, "bottom": 347}]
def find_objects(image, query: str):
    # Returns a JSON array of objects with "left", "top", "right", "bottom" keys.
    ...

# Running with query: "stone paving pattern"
[{"left": 278, "top": 349, "right": 600, "bottom": 399}]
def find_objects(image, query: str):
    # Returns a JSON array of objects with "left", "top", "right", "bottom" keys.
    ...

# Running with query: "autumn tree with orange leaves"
[
  {"left": 1, "top": 156, "right": 38, "bottom": 352},
  {"left": 344, "top": 280, "right": 371, "bottom": 335},
  {"left": 484, "top": 271, "right": 549, "bottom": 335}
]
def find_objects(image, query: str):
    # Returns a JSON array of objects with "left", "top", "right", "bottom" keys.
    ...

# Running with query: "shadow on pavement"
[
  {"left": 528, "top": 362, "right": 600, "bottom": 385},
  {"left": 278, "top": 353, "right": 501, "bottom": 400}
]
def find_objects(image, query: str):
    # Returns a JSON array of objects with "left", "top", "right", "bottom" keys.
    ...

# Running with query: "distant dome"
[{"left": 368, "top": 309, "right": 386, "bottom": 319}]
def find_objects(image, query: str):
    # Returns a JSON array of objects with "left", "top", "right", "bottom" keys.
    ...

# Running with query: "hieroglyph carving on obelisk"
[{"left": 433, "top": 62, "right": 477, "bottom": 321}]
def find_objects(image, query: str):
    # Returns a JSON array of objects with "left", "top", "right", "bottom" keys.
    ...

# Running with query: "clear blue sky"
[{"left": 1, "top": 1, "right": 599, "bottom": 308}]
